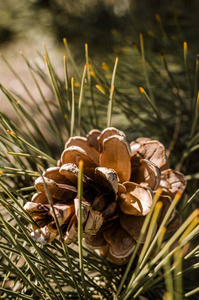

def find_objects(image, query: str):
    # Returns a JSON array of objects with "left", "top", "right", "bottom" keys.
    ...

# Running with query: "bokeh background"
[
  {"left": 1, "top": 0, "right": 199, "bottom": 125},
  {"left": 1, "top": 0, "right": 199, "bottom": 82}
]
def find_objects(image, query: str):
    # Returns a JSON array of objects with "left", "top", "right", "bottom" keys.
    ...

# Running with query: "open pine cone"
[{"left": 24, "top": 127, "right": 186, "bottom": 265}]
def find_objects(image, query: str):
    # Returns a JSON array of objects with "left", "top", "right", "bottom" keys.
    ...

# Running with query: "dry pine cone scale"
[{"left": 24, "top": 127, "right": 186, "bottom": 265}]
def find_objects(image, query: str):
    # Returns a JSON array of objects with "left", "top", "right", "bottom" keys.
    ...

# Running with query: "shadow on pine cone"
[{"left": 24, "top": 127, "right": 186, "bottom": 265}]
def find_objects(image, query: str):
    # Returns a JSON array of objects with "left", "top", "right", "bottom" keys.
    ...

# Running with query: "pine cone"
[{"left": 24, "top": 127, "right": 186, "bottom": 265}]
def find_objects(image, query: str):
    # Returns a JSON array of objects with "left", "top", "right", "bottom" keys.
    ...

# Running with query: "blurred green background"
[
  {"left": 0, "top": 0, "right": 198, "bottom": 99},
  {"left": 1, "top": 0, "right": 199, "bottom": 120},
  {"left": 1, "top": 0, "right": 199, "bottom": 59}
]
